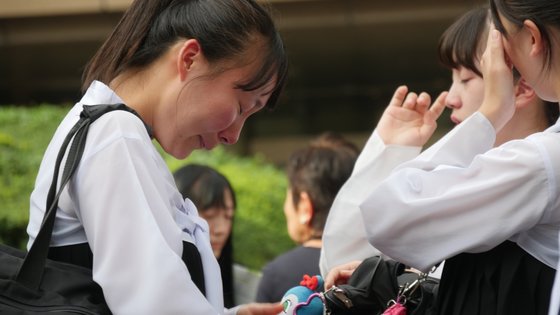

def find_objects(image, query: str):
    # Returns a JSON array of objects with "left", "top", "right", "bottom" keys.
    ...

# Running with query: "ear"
[
  {"left": 177, "top": 39, "right": 202, "bottom": 81},
  {"left": 523, "top": 19, "right": 544, "bottom": 57},
  {"left": 514, "top": 77, "right": 536, "bottom": 109},
  {"left": 296, "top": 192, "right": 314, "bottom": 226}
]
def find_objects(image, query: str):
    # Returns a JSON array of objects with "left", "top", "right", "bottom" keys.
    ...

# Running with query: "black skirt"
[
  {"left": 49, "top": 241, "right": 206, "bottom": 296},
  {"left": 436, "top": 240, "right": 555, "bottom": 315}
]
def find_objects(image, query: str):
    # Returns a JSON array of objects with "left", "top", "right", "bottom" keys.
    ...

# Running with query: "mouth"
[
  {"left": 198, "top": 136, "right": 206, "bottom": 149},
  {"left": 200, "top": 136, "right": 218, "bottom": 150},
  {"left": 450, "top": 115, "right": 462, "bottom": 125}
]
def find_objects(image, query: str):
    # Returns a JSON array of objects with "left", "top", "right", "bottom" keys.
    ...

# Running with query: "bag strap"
[{"left": 16, "top": 103, "right": 150, "bottom": 289}]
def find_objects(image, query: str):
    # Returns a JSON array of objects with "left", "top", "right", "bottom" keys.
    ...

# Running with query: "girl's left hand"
[{"left": 479, "top": 28, "right": 516, "bottom": 132}]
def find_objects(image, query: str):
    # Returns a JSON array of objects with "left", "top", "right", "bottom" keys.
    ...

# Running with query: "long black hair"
[
  {"left": 440, "top": 4, "right": 559, "bottom": 126},
  {"left": 490, "top": 0, "right": 559, "bottom": 71},
  {"left": 438, "top": 5, "right": 490, "bottom": 77},
  {"left": 82, "top": 0, "right": 288, "bottom": 109}
]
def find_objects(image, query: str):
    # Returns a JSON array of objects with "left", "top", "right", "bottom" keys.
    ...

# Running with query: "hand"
[
  {"left": 376, "top": 85, "right": 448, "bottom": 147},
  {"left": 237, "top": 302, "right": 283, "bottom": 315},
  {"left": 324, "top": 260, "right": 363, "bottom": 290},
  {"left": 478, "top": 28, "right": 515, "bottom": 132}
]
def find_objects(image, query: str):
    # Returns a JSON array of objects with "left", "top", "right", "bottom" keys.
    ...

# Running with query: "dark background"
[{"left": 0, "top": 0, "right": 486, "bottom": 164}]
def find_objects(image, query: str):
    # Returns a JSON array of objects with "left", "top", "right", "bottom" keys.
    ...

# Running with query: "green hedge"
[
  {"left": 166, "top": 147, "right": 294, "bottom": 270},
  {"left": 0, "top": 105, "right": 294, "bottom": 271},
  {"left": 0, "top": 105, "right": 70, "bottom": 248}
]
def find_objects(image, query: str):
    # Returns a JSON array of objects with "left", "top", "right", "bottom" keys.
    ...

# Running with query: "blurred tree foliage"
[
  {"left": 0, "top": 105, "right": 69, "bottom": 248},
  {"left": 0, "top": 105, "right": 293, "bottom": 271},
  {"left": 165, "top": 147, "right": 293, "bottom": 270}
]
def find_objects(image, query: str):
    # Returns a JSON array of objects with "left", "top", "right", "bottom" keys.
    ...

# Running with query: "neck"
[
  {"left": 302, "top": 238, "right": 322, "bottom": 248},
  {"left": 109, "top": 55, "right": 171, "bottom": 127},
  {"left": 110, "top": 70, "right": 155, "bottom": 125},
  {"left": 495, "top": 102, "right": 550, "bottom": 146}
]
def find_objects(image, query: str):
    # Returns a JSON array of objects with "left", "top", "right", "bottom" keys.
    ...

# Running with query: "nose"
[
  {"left": 211, "top": 215, "right": 230, "bottom": 237},
  {"left": 218, "top": 118, "right": 244, "bottom": 145},
  {"left": 445, "top": 85, "right": 461, "bottom": 109}
]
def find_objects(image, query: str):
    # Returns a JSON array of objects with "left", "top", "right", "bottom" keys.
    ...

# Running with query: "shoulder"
[
  {"left": 261, "top": 247, "right": 320, "bottom": 276},
  {"left": 262, "top": 247, "right": 302, "bottom": 273},
  {"left": 91, "top": 107, "right": 150, "bottom": 140}
]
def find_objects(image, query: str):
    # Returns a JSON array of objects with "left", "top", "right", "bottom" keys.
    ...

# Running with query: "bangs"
[
  {"left": 438, "top": 6, "right": 489, "bottom": 77},
  {"left": 235, "top": 32, "right": 288, "bottom": 110}
]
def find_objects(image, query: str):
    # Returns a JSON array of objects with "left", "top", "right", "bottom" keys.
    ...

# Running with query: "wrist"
[{"left": 478, "top": 101, "right": 514, "bottom": 133}]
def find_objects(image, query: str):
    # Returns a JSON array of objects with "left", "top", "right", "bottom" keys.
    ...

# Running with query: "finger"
[
  {"left": 388, "top": 85, "right": 409, "bottom": 108},
  {"left": 402, "top": 92, "right": 418, "bottom": 110},
  {"left": 489, "top": 29, "right": 506, "bottom": 64},
  {"left": 261, "top": 303, "right": 283, "bottom": 315},
  {"left": 429, "top": 91, "right": 448, "bottom": 118},
  {"left": 334, "top": 270, "right": 354, "bottom": 285},
  {"left": 325, "top": 269, "right": 350, "bottom": 289},
  {"left": 324, "top": 270, "right": 340, "bottom": 289},
  {"left": 239, "top": 302, "right": 284, "bottom": 315},
  {"left": 482, "top": 29, "right": 508, "bottom": 73},
  {"left": 416, "top": 92, "right": 432, "bottom": 113}
]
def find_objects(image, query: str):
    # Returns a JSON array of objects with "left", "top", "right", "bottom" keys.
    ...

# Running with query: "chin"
[{"left": 167, "top": 147, "right": 194, "bottom": 160}]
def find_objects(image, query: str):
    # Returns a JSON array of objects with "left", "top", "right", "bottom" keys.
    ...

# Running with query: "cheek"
[
  {"left": 174, "top": 86, "right": 237, "bottom": 134},
  {"left": 206, "top": 109, "right": 237, "bottom": 131},
  {"left": 464, "top": 81, "right": 485, "bottom": 111},
  {"left": 188, "top": 100, "right": 237, "bottom": 134}
]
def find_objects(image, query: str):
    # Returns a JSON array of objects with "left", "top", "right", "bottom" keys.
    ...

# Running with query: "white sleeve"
[
  {"left": 319, "top": 131, "right": 421, "bottom": 277},
  {"left": 75, "top": 134, "right": 220, "bottom": 314},
  {"left": 360, "top": 112, "right": 557, "bottom": 272},
  {"left": 549, "top": 231, "right": 560, "bottom": 315}
]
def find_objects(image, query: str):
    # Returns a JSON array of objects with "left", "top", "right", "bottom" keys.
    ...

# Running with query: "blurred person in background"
[
  {"left": 174, "top": 164, "right": 237, "bottom": 308},
  {"left": 255, "top": 132, "right": 359, "bottom": 303}
]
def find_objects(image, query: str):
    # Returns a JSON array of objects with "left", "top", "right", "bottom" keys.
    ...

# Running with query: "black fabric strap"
[
  {"left": 16, "top": 104, "right": 146, "bottom": 289},
  {"left": 48, "top": 243, "right": 94, "bottom": 269},
  {"left": 182, "top": 241, "right": 206, "bottom": 296}
]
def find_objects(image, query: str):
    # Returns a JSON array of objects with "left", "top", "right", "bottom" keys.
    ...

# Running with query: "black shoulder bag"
[
  {"left": 0, "top": 104, "right": 143, "bottom": 314},
  {"left": 323, "top": 255, "right": 439, "bottom": 315}
]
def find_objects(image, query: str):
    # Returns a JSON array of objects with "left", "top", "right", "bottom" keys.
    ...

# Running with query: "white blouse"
[
  {"left": 550, "top": 231, "right": 560, "bottom": 315},
  {"left": 27, "top": 81, "right": 233, "bottom": 314},
  {"left": 319, "top": 130, "right": 421, "bottom": 276},
  {"left": 356, "top": 112, "right": 560, "bottom": 273}
]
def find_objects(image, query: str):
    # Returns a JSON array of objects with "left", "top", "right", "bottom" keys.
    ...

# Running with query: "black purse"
[
  {"left": 323, "top": 255, "right": 439, "bottom": 315},
  {"left": 0, "top": 104, "right": 143, "bottom": 314}
]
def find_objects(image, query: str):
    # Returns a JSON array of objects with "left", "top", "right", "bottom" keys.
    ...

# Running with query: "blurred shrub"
[
  {"left": 0, "top": 105, "right": 293, "bottom": 271},
  {"left": 0, "top": 105, "right": 69, "bottom": 248},
  {"left": 165, "top": 147, "right": 293, "bottom": 271}
]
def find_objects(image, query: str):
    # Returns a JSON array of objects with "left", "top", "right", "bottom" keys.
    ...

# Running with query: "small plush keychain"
[{"left": 279, "top": 274, "right": 325, "bottom": 315}]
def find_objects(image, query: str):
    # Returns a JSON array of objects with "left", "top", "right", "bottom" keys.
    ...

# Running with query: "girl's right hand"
[
  {"left": 376, "top": 85, "right": 447, "bottom": 147},
  {"left": 324, "top": 260, "right": 363, "bottom": 290},
  {"left": 478, "top": 28, "right": 516, "bottom": 132}
]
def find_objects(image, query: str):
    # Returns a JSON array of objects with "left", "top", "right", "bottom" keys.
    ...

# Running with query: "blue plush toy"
[{"left": 280, "top": 275, "right": 325, "bottom": 315}]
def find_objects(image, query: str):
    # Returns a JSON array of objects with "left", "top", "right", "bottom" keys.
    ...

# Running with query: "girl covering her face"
[{"left": 322, "top": 3, "right": 560, "bottom": 314}]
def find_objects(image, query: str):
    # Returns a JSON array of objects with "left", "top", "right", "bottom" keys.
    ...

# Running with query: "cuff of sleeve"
[{"left": 225, "top": 305, "right": 242, "bottom": 315}]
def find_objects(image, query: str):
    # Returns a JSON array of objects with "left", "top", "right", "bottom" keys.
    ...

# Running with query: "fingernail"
[{"left": 492, "top": 29, "right": 499, "bottom": 40}]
